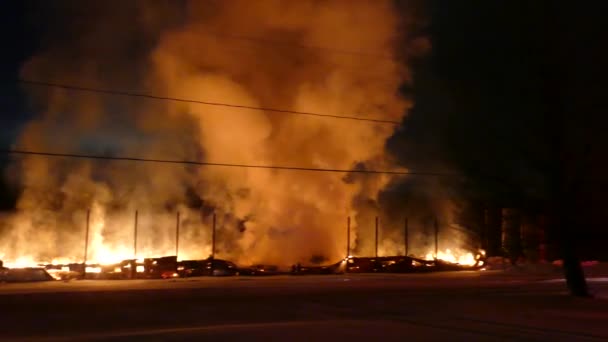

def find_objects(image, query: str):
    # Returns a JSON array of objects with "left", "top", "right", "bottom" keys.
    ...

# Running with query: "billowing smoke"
[{"left": 1, "top": 0, "right": 426, "bottom": 266}]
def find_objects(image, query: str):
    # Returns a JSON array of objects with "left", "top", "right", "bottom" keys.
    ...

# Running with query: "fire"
[
  {"left": 4, "top": 256, "right": 38, "bottom": 268},
  {"left": 51, "top": 258, "right": 76, "bottom": 265},
  {"left": 0, "top": 1, "right": 432, "bottom": 266},
  {"left": 85, "top": 266, "right": 101, "bottom": 273},
  {"left": 2, "top": 246, "right": 160, "bottom": 269},
  {"left": 94, "top": 246, "right": 133, "bottom": 266},
  {"left": 425, "top": 249, "right": 479, "bottom": 266}
]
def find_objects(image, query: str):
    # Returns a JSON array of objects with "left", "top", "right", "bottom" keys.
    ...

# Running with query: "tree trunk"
[
  {"left": 562, "top": 249, "right": 589, "bottom": 297},
  {"left": 557, "top": 207, "right": 589, "bottom": 297},
  {"left": 540, "top": 1, "right": 590, "bottom": 297}
]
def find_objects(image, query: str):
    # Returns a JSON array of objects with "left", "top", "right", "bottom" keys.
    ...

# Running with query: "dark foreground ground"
[{"left": 2, "top": 271, "right": 608, "bottom": 341}]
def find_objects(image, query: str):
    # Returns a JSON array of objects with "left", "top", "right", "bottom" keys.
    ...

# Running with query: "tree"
[{"left": 391, "top": 1, "right": 607, "bottom": 296}]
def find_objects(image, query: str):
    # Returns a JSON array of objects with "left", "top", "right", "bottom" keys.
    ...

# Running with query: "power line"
[
  {"left": 2, "top": 149, "right": 458, "bottom": 178},
  {"left": 18, "top": 79, "right": 401, "bottom": 125}
]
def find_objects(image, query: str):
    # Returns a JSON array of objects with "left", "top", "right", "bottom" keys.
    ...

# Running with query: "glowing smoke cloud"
[{"left": 1, "top": 0, "right": 425, "bottom": 266}]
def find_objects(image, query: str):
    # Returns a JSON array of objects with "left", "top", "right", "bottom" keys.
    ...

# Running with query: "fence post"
[
  {"left": 346, "top": 216, "right": 351, "bottom": 258},
  {"left": 83, "top": 209, "right": 91, "bottom": 278},
  {"left": 211, "top": 212, "right": 216, "bottom": 259},
  {"left": 175, "top": 211, "right": 180, "bottom": 259},
  {"left": 375, "top": 216, "right": 379, "bottom": 258},
  {"left": 434, "top": 217, "right": 439, "bottom": 258},
  {"left": 133, "top": 210, "right": 139, "bottom": 259},
  {"left": 404, "top": 217, "right": 409, "bottom": 256}
]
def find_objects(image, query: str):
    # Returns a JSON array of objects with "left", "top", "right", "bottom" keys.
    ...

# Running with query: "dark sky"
[
  {"left": 1, "top": 1, "right": 607, "bottom": 238},
  {"left": 0, "top": 1, "right": 34, "bottom": 208},
  {"left": 385, "top": 1, "right": 608, "bottom": 257},
  {"left": 0, "top": 2, "right": 34, "bottom": 147}
]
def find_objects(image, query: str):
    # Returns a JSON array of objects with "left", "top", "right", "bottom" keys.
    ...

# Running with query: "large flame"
[
  {"left": 425, "top": 249, "right": 479, "bottom": 266},
  {"left": 0, "top": 1, "right": 450, "bottom": 268}
]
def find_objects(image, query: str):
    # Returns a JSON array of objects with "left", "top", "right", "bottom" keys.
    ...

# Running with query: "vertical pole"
[
  {"left": 345, "top": 216, "right": 351, "bottom": 274},
  {"left": 134, "top": 210, "right": 138, "bottom": 259},
  {"left": 211, "top": 212, "right": 216, "bottom": 259},
  {"left": 538, "top": 214, "right": 546, "bottom": 263},
  {"left": 482, "top": 208, "right": 488, "bottom": 252},
  {"left": 83, "top": 209, "right": 91, "bottom": 277},
  {"left": 375, "top": 216, "right": 379, "bottom": 258},
  {"left": 209, "top": 212, "right": 216, "bottom": 276},
  {"left": 404, "top": 217, "right": 409, "bottom": 256},
  {"left": 175, "top": 211, "right": 180, "bottom": 259},
  {"left": 434, "top": 217, "right": 439, "bottom": 258},
  {"left": 199, "top": 204, "right": 208, "bottom": 258},
  {"left": 346, "top": 216, "right": 351, "bottom": 258}
]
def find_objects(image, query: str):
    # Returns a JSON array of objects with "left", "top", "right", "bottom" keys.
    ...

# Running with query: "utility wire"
[
  {"left": 18, "top": 79, "right": 401, "bottom": 125},
  {"left": 2, "top": 149, "right": 459, "bottom": 178}
]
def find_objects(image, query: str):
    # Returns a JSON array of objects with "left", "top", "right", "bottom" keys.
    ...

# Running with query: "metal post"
[
  {"left": 211, "top": 212, "right": 216, "bottom": 259},
  {"left": 175, "top": 211, "right": 180, "bottom": 259},
  {"left": 134, "top": 210, "right": 139, "bottom": 259},
  {"left": 482, "top": 208, "right": 488, "bottom": 252},
  {"left": 346, "top": 216, "right": 351, "bottom": 258},
  {"left": 83, "top": 209, "right": 90, "bottom": 277},
  {"left": 375, "top": 216, "right": 379, "bottom": 258},
  {"left": 404, "top": 217, "right": 409, "bottom": 256},
  {"left": 434, "top": 217, "right": 439, "bottom": 258},
  {"left": 539, "top": 215, "right": 546, "bottom": 263}
]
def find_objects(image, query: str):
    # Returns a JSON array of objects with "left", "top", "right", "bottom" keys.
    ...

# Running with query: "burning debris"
[
  {"left": 307, "top": 250, "right": 484, "bottom": 275},
  {"left": 424, "top": 249, "right": 482, "bottom": 267},
  {"left": 0, "top": 246, "right": 485, "bottom": 282}
]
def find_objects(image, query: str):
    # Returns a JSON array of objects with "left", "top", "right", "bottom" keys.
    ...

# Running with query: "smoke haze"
[{"left": 1, "top": 0, "right": 431, "bottom": 266}]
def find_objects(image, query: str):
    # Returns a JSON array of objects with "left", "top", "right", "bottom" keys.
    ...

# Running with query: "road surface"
[{"left": 1, "top": 271, "right": 607, "bottom": 341}]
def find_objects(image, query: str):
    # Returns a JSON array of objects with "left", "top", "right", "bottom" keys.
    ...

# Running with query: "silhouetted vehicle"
[
  {"left": 143, "top": 256, "right": 177, "bottom": 278},
  {"left": 1, "top": 268, "right": 54, "bottom": 282},
  {"left": 177, "top": 260, "right": 207, "bottom": 277},
  {"left": 344, "top": 256, "right": 437, "bottom": 273},
  {"left": 380, "top": 257, "right": 414, "bottom": 273},
  {"left": 210, "top": 260, "right": 239, "bottom": 276},
  {"left": 0, "top": 261, "right": 7, "bottom": 281},
  {"left": 177, "top": 258, "right": 238, "bottom": 277},
  {"left": 161, "top": 270, "right": 179, "bottom": 279},
  {"left": 345, "top": 257, "right": 383, "bottom": 273},
  {"left": 291, "top": 260, "right": 343, "bottom": 275},
  {"left": 238, "top": 264, "right": 280, "bottom": 276}
]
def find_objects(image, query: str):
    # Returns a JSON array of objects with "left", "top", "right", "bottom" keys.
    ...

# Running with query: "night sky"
[
  {"left": 0, "top": 2, "right": 32, "bottom": 147},
  {"left": 390, "top": 1, "right": 608, "bottom": 257},
  {"left": 1, "top": 2, "right": 607, "bottom": 255}
]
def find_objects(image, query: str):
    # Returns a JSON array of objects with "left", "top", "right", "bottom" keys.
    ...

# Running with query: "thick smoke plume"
[{"left": 1, "top": 0, "right": 425, "bottom": 266}]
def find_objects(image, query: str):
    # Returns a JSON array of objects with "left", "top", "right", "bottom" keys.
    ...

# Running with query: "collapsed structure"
[{"left": 0, "top": 250, "right": 486, "bottom": 282}]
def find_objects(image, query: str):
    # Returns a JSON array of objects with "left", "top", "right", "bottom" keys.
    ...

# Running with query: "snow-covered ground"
[{"left": 1, "top": 271, "right": 607, "bottom": 341}]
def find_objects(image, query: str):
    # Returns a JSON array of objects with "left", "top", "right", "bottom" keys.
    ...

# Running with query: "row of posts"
[
  {"left": 346, "top": 216, "right": 440, "bottom": 259},
  {"left": 82, "top": 210, "right": 441, "bottom": 266},
  {"left": 83, "top": 209, "right": 217, "bottom": 266}
]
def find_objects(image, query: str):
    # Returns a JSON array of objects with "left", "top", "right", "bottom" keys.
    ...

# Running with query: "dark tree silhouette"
[{"left": 388, "top": 1, "right": 607, "bottom": 296}]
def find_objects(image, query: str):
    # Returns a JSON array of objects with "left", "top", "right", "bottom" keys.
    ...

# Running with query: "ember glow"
[
  {"left": 85, "top": 266, "right": 101, "bottom": 274},
  {"left": 0, "top": 1, "right": 474, "bottom": 268},
  {"left": 424, "top": 249, "right": 480, "bottom": 266},
  {"left": 4, "top": 257, "right": 38, "bottom": 269}
]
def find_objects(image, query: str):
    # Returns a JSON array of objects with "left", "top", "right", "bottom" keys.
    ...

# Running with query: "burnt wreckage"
[{"left": 0, "top": 253, "right": 485, "bottom": 282}]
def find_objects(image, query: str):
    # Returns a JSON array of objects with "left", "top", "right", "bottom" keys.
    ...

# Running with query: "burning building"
[{"left": 0, "top": 1, "right": 479, "bottom": 268}]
